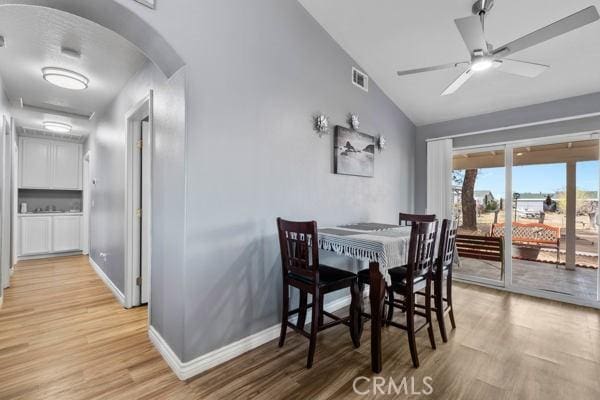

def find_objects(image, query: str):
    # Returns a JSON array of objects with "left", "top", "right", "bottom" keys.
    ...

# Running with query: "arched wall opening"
[
  {"left": 0, "top": 0, "right": 185, "bottom": 78},
  {"left": 0, "top": 0, "right": 188, "bottom": 359}
]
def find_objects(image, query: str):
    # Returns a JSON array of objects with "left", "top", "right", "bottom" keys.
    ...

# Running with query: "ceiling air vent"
[{"left": 352, "top": 67, "right": 368, "bottom": 92}]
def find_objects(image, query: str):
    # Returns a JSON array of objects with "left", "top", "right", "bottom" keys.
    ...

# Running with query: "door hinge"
[
  {"left": 136, "top": 139, "right": 143, "bottom": 149},
  {"left": 136, "top": 276, "right": 142, "bottom": 286},
  {"left": 136, "top": 208, "right": 142, "bottom": 218}
]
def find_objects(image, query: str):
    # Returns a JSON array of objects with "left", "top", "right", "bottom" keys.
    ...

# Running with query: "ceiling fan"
[{"left": 396, "top": 0, "right": 600, "bottom": 95}]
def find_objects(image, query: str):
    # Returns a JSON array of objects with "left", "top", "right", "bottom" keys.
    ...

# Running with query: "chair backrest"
[
  {"left": 276, "top": 218, "right": 320, "bottom": 282},
  {"left": 437, "top": 219, "right": 459, "bottom": 275},
  {"left": 399, "top": 212, "right": 436, "bottom": 227},
  {"left": 405, "top": 220, "right": 439, "bottom": 285}
]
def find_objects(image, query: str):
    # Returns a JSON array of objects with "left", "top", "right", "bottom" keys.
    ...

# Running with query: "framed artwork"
[
  {"left": 334, "top": 126, "right": 375, "bottom": 177},
  {"left": 135, "top": 0, "right": 156, "bottom": 9}
]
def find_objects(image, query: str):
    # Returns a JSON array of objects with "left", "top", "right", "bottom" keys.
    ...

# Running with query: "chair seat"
[
  {"left": 289, "top": 264, "right": 356, "bottom": 287},
  {"left": 358, "top": 266, "right": 425, "bottom": 287}
]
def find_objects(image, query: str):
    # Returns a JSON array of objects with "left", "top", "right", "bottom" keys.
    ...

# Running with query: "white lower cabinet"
[
  {"left": 52, "top": 216, "right": 82, "bottom": 252},
  {"left": 19, "top": 214, "right": 83, "bottom": 257},
  {"left": 20, "top": 216, "right": 52, "bottom": 256}
]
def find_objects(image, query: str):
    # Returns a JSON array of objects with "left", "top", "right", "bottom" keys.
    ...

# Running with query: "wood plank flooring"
[{"left": 0, "top": 256, "right": 599, "bottom": 399}]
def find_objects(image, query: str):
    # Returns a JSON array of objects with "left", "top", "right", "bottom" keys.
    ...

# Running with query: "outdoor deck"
[{"left": 456, "top": 258, "right": 598, "bottom": 300}]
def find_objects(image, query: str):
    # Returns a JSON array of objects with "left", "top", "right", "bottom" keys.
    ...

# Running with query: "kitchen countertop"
[{"left": 19, "top": 212, "right": 83, "bottom": 217}]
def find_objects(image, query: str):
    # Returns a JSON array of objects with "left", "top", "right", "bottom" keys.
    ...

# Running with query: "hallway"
[{"left": 0, "top": 256, "right": 184, "bottom": 399}]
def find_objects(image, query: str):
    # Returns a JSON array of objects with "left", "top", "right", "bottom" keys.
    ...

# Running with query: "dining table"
[{"left": 317, "top": 222, "right": 412, "bottom": 373}]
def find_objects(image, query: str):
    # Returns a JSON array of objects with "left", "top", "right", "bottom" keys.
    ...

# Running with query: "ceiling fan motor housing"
[{"left": 472, "top": 0, "right": 494, "bottom": 15}]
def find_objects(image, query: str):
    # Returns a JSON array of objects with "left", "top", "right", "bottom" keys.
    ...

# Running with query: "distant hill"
[{"left": 363, "top": 144, "right": 375, "bottom": 154}]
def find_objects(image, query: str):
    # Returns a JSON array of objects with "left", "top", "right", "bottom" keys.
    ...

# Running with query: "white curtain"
[{"left": 427, "top": 139, "right": 453, "bottom": 220}]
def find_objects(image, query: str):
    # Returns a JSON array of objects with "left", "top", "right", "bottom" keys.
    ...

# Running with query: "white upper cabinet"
[
  {"left": 19, "top": 137, "right": 82, "bottom": 190},
  {"left": 53, "top": 141, "right": 82, "bottom": 190},
  {"left": 19, "top": 138, "right": 53, "bottom": 189}
]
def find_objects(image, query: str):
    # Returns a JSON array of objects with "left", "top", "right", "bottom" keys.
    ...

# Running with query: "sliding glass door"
[
  {"left": 510, "top": 139, "right": 599, "bottom": 302},
  {"left": 451, "top": 136, "right": 600, "bottom": 306},
  {"left": 452, "top": 146, "right": 506, "bottom": 286}
]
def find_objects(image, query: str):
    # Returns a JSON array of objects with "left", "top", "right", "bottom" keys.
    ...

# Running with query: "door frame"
[
  {"left": 452, "top": 131, "right": 600, "bottom": 309},
  {"left": 124, "top": 91, "right": 153, "bottom": 309},
  {"left": 82, "top": 151, "right": 91, "bottom": 255}
]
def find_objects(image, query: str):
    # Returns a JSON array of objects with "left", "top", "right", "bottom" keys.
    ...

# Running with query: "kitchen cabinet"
[
  {"left": 19, "top": 137, "right": 82, "bottom": 190},
  {"left": 18, "top": 213, "right": 83, "bottom": 257},
  {"left": 52, "top": 215, "right": 81, "bottom": 252},
  {"left": 19, "top": 138, "right": 53, "bottom": 189},
  {"left": 19, "top": 216, "right": 52, "bottom": 256}
]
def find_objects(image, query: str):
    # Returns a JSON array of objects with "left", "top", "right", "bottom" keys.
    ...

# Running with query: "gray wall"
[
  {"left": 86, "top": 58, "right": 187, "bottom": 358},
  {"left": 415, "top": 92, "right": 600, "bottom": 212},
  {"left": 178, "top": 0, "right": 415, "bottom": 362},
  {"left": 86, "top": 60, "right": 166, "bottom": 292},
  {"left": 50, "top": 0, "right": 416, "bottom": 363}
]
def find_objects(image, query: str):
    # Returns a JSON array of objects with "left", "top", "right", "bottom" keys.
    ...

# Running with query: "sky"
[{"left": 466, "top": 161, "right": 599, "bottom": 200}]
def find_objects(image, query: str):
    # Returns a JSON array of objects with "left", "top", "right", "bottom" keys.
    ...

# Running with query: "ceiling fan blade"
[
  {"left": 455, "top": 15, "right": 488, "bottom": 54},
  {"left": 397, "top": 61, "right": 469, "bottom": 76},
  {"left": 495, "top": 59, "right": 549, "bottom": 78},
  {"left": 493, "top": 6, "right": 600, "bottom": 58},
  {"left": 441, "top": 69, "right": 473, "bottom": 96}
]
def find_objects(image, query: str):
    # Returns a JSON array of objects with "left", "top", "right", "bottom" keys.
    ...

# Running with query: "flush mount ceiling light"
[
  {"left": 42, "top": 67, "right": 89, "bottom": 90},
  {"left": 43, "top": 121, "right": 72, "bottom": 133}
]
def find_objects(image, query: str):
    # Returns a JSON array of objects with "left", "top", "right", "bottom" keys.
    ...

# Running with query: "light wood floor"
[{"left": 1, "top": 256, "right": 599, "bottom": 399}]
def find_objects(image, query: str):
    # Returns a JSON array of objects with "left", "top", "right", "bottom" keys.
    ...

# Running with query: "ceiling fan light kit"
[{"left": 396, "top": 0, "right": 600, "bottom": 95}]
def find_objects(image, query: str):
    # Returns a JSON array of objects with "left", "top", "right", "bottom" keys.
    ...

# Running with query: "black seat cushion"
[
  {"left": 289, "top": 264, "right": 356, "bottom": 287},
  {"left": 358, "top": 265, "right": 425, "bottom": 287}
]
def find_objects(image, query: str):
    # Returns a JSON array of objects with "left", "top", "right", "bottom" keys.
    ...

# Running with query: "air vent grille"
[{"left": 352, "top": 67, "right": 368, "bottom": 92}]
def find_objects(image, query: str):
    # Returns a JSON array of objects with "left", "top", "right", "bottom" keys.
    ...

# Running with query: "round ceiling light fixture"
[
  {"left": 42, "top": 67, "right": 89, "bottom": 90},
  {"left": 43, "top": 121, "right": 72, "bottom": 133}
]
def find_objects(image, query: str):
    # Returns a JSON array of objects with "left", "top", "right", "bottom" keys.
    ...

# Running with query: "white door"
[
  {"left": 52, "top": 216, "right": 81, "bottom": 252},
  {"left": 20, "top": 216, "right": 51, "bottom": 255},
  {"left": 53, "top": 142, "right": 81, "bottom": 190},
  {"left": 19, "top": 138, "right": 52, "bottom": 188},
  {"left": 141, "top": 119, "right": 151, "bottom": 304}
]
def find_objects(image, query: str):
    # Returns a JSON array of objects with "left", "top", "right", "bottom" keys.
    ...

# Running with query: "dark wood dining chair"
[
  {"left": 399, "top": 212, "right": 436, "bottom": 226},
  {"left": 358, "top": 220, "right": 439, "bottom": 368},
  {"left": 431, "top": 218, "right": 458, "bottom": 342},
  {"left": 276, "top": 218, "right": 359, "bottom": 368}
]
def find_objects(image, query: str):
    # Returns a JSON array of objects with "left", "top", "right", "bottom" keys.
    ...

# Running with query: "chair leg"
[
  {"left": 350, "top": 279, "right": 362, "bottom": 348},
  {"left": 307, "top": 288, "right": 320, "bottom": 369},
  {"left": 386, "top": 288, "right": 394, "bottom": 325},
  {"left": 406, "top": 292, "right": 419, "bottom": 368},
  {"left": 435, "top": 280, "right": 448, "bottom": 343},
  {"left": 318, "top": 292, "right": 324, "bottom": 328},
  {"left": 447, "top": 272, "right": 456, "bottom": 330},
  {"left": 425, "top": 277, "right": 436, "bottom": 350},
  {"left": 279, "top": 283, "right": 289, "bottom": 347},
  {"left": 297, "top": 290, "right": 308, "bottom": 331}
]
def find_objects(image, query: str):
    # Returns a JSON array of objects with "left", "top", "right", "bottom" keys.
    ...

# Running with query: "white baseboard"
[
  {"left": 149, "top": 293, "right": 360, "bottom": 381},
  {"left": 89, "top": 257, "right": 125, "bottom": 306}
]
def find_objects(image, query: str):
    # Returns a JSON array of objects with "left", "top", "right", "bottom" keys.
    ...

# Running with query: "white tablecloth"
[{"left": 318, "top": 223, "right": 412, "bottom": 285}]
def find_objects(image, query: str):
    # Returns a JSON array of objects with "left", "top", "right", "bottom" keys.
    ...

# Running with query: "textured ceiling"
[
  {"left": 299, "top": 0, "right": 600, "bottom": 126},
  {"left": 0, "top": 5, "right": 148, "bottom": 136}
]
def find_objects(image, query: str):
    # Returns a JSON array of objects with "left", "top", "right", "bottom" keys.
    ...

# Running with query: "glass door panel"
[
  {"left": 452, "top": 147, "right": 506, "bottom": 284},
  {"left": 510, "top": 140, "right": 599, "bottom": 301}
]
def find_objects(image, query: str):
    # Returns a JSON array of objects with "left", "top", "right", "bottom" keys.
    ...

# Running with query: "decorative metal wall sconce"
[
  {"left": 378, "top": 135, "right": 386, "bottom": 151},
  {"left": 313, "top": 113, "right": 330, "bottom": 137},
  {"left": 348, "top": 113, "right": 360, "bottom": 130}
]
